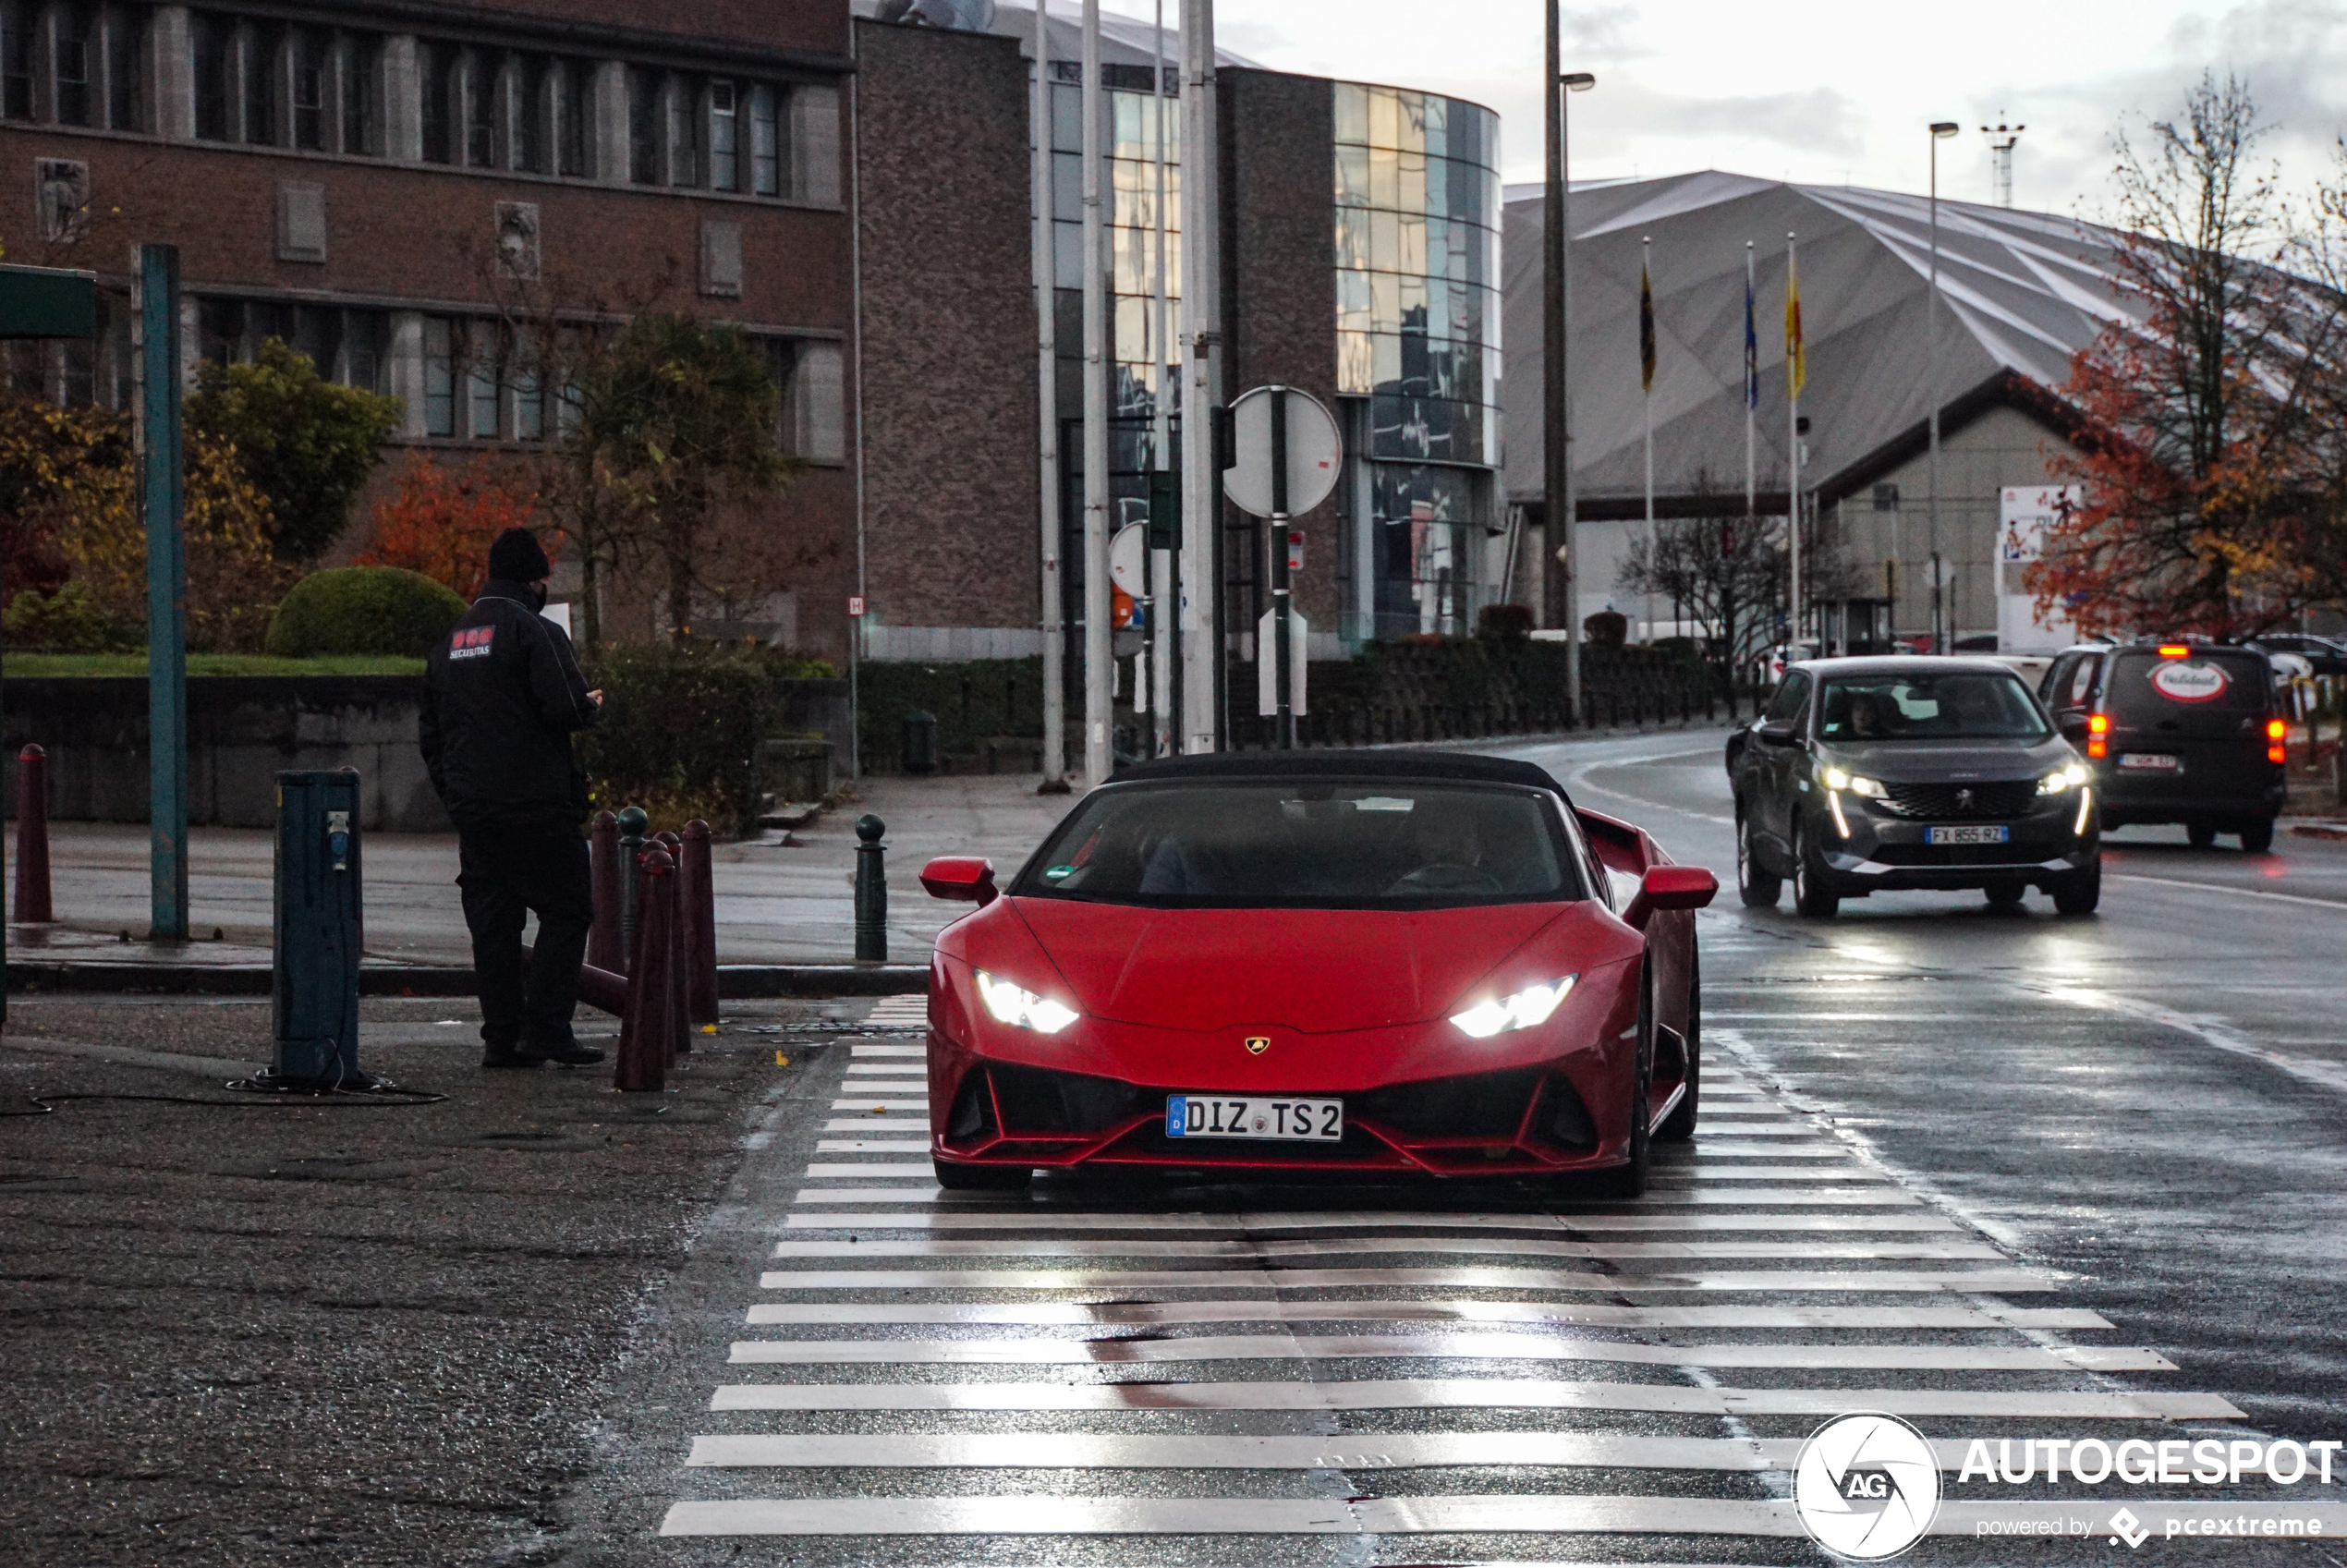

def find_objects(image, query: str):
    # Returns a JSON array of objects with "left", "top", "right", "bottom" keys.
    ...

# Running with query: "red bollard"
[
  {"left": 615, "top": 848, "right": 676, "bottom": 1092},
  {"left": 587, "top": 809, "right": 621, "bottom": 972},
  {"left": 679, "top": 820, "right": 719, "bottom": 1028},
  {"left": 13, "top": 743, "right": 52, "bottom": 923}
]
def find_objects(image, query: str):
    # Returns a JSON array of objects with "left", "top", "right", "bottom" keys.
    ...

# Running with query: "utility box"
[{"left": 272, "top": 769, "right": 363, "bottom": 1087}]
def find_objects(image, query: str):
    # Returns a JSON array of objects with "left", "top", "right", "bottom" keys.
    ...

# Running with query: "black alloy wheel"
[
  {"left": 933, "top": 1156, "right": 1033, "bottom": 1191},
  {"left": 1792, "top": 820, "right": 1840, "bottom": 918},
  {"left": 1736, "top": 809, "right": 1782, "bottom": 908},
  {"left": 1655, "top": 946, "right": 1700, "bottom": 1143}
]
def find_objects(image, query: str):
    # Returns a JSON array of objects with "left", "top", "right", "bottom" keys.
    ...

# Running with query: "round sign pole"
[
  {"left": 1271, "top": 389, "right": 1295, "bottom": 748},
  {"left": 1225, "top": 384, "right": 1341, "bottom": 750}
]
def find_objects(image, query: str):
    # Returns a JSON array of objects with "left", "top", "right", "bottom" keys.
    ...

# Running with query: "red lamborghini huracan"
[{"left": 916, "top": 751, "right": 1715, "bottom": 1196}]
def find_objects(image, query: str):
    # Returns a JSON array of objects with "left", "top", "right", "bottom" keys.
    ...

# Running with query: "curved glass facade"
[{"left": 1332, "top": 81, "right": 1502, "bottom": 638}]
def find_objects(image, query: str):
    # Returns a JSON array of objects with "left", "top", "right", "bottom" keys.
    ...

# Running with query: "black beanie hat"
[{"left": 488, "top": 528, "right": 552, "bottom": 583}]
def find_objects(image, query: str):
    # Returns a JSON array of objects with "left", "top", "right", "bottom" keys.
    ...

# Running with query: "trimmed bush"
[
  {"left": 263, "top": 566, "right": 467, "bottom": 658},
  {"left": 577, "top": 643, "right": 820, "bottom": 832}
]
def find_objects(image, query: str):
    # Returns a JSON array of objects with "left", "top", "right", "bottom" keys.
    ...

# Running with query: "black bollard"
[
  {"left": 854, "top": 813, "right": 887, "bottom": 964},
  {"left": 615, "top": 805, "right": 648, "bottom": 974}
]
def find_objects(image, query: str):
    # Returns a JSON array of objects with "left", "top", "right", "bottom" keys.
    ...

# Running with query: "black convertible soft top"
[{"left": 1110, "top": 748, "right": 1569, "bottom": 799}]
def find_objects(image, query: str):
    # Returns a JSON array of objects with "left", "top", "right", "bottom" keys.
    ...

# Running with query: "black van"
[{"left": 2038, "top": 642, "right": 2286, "bottom": 851}]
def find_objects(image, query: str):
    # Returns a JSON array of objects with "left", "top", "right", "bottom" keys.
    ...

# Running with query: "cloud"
[
  {"left": 1562, "top": 3, "right": 1649, "bottom": 62},
  {"left": 1638, "top": 86, "right": 1869, "bottom": 160}
]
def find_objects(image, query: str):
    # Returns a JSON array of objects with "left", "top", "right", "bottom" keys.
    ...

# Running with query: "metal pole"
[
  {"left": 1543, "top": 18, "right": 1578, "bottom": 710},
  {"left": 1928, "top": 131, "right": 1945, "bottom": 654},
  {"left": 1271, "top": 389, "right": 1295, "bottom": 748},
  {"left": 137, "top": 242, "right": 188, "bottom": 942},
  {"left": 853, "top": 813, "right": 887, "bottom": 963},
  {"left": 1785, "top": 229, "right": 1801, "bottom": 652},
  {"left": 1080, "top": 0, "right": 1112, "bottom": 783},
  {"left": 1034, "top": 0, "right": 1067, "bottom": 788},
  {"left": 1178, "top": 0, "right": 1220, "bottom": 753},
  {"left": 1149, "top": 0, "right": 1174, "bottom": 757},
  {"left": 1642, "top": 234, "right": 1655, "bottom": 645}
]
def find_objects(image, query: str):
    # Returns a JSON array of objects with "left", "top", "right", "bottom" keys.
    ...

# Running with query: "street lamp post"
[
  {"left": 1927, "top": 119, "right": 1958, "bottom": 654},
  {"left": 1542, "top": 6, "right": 1594, "bottom": 712}
]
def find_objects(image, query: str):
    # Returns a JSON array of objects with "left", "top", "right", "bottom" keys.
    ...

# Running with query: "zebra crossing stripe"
[
  {"left": 660, "top": 1493, "right": 1807, "bottom": 1538},
  {"left": 755, "top": 1265, "right": 2058, "bottom": 1291},
  {"left": 782, "top": 1209, "right": 1964, "bottom": 1233},
  {"left": 724, "top": 1333, "right": 2173, "bottom": 1372},
  {"left": 848, "top": 1044, "right": 926, "bottom": 1056},
  {"left": 701, "top": 1380, "right": 2238, "bottom": 1418},
  {"left": 741, "top": 1299, "right": 2114, "bottom": 1330},
  {"left": 1648, "top": 1167, "right": 1882, "bottom": 1181},
  {"left": 814, "top": 1139, "right": 930, "bottom": 1153},
  {"left": 791, "top": 1185, "right": 1923, "bottom": 1206},
  {"left": 768, "top": 1235, "right": 2004, "bottom": 1262},
  {"left": 803, "top": 1162, "right": 939, "bottom": 1177},
  {"left": 825, "top": 1102, "right": 930, "bottom": 1114}
]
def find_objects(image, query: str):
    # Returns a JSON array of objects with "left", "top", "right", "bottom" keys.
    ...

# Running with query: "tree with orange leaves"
[
  {"left": 2025, "top": 74, "right": 2339, "bottom": 640},
  {"left": 356, "top": 453, "right": 542, "bottom": 601}
]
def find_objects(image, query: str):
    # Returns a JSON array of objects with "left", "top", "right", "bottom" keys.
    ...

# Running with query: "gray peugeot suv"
[{"left": 1725, "top": 656, "right": 2101, "bottom": 918}]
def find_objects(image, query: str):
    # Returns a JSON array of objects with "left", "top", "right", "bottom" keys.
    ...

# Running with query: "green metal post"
[{"left": 138, "top": 244, "right": 188, "bottom": 941}]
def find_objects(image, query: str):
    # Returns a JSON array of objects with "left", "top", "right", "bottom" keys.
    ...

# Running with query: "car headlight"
[
  {"left": 1450, "top": 976, "right": 1577, "bottom": 1039},
  {"left": 1821, "top": 767, "right": 1886, "bottom": 798},
  {"left": 2038, "top": 762, "right": 2091, "bottom": 794},
  {"left": 974, "top": 970, "right": 1080, "bottom": 1034}
]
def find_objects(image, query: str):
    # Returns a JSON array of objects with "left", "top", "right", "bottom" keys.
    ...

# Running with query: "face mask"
[{"left": 529, "top": 582, "right": 549, "bottom": 612}]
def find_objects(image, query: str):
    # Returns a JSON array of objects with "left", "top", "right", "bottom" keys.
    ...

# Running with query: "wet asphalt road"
[{"left": 545, "top": 730, "right": 2347, "bottom": 1566}]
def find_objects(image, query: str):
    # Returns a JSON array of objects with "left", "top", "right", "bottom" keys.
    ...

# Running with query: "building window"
[
  {"left": 338, "top": 32, "right": 380, "bottom": 155},
  {"left": 422, "top": 316, "right": 456, "bottom": 436},
  {"left": 240, "top": 20, "right": 279, "bottom": 146},
  {"left": 52, "top": 1, "right": 91, "bottom": 126},
  {"left": 775, "top": 339, "right": 845, "bottom": 463},
  {"left": 509, "top": 54, "right": 546, "bottom": 175},
  {"left": 289, "top": 27, "right": 326, "bottom": 150},
  {"left": 468, "top": 323, "right": 500, "bottom": 439},
  {"left": 420, "top": 41, "right": 452, "bottom": 163},
  {"left": 461, "top": 49, "right": 493, "bottom": 167},
  {"left": 627, "top": 64, "right": 660, "bottom": 185},
  {"left": 0, "top": 0, "right": 30, "bottom": 120},
  {"left": 709, "top": 80, "right": 738, "bottom": 191},
  {"left": 99, "top": 5, "right": 140, "bottom": 130},
  {"left": 749, "top": 83, "right": 779, "bottom": 196},
  {"left": 667, "top": 74, "right": 700, "bottom": 186},
  {"left": 190, "top": 12, "right": 230, "bottom": 139},
  {"left": 193, "top": 298, "right": 391, "bottom": 398},
  {"left": 556, "top": 62, "right": 588, "bottom": 177}
]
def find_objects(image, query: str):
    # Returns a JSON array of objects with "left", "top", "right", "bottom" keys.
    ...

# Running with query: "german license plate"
[
  {"left": 1167, "top": 1094, "right": 1343, "bottom": 1141},
  {"left": 1927, "top": 824, "right": 2011, "bottom": 845},
  {"left": 2119, "top": 752, "right": 2182, "bottom": 772}
]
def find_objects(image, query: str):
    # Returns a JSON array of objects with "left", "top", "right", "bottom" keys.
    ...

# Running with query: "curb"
[{"left": 3, "top": 962, "right": 930, "bottom": 998}]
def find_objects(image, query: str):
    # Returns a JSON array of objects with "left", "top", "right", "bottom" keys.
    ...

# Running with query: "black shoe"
[
  {"left": 527, "top": 1039, "right": 606, "bottom": 1067},
  {"left": 481, "top": 1047, "right": 546, "bottom": 1069}
]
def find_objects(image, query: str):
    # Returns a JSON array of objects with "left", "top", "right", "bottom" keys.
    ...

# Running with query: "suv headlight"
[
  {"left": 1450, "top": 976, "right": 1577, "bottom": 1039},
  {"left": 2038, "top": 763, "right": 2091, "bottom": 794},
  {"left": 1821, "top": 767, "right": 1886, "bottom": 797},
  {"left": 974, "top": 970, "right": 1080, "bottom": 1034}
]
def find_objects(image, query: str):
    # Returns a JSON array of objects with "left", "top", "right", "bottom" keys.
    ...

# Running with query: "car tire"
[
  {"left": 2241, "top": 817, "right": 2276, "bottom": 854},
  {"left": 932, "top": 1156, "right": 1033, "bottom": 1192},
  {"left": 1592, "top": 976, "right": 1654, "bottom": 1198},
  {"left": 1736, "top": 810, "right": 1782, "bottom": 908},
  {"left": 1792, "top": 821, "right": 1840, "bottom": 918},
  {"left": 1984, "top": 879, "right": 2027, "bottom": 908},
  {"left": 2188, "top": 820, "right": 2217, "bottom": 850},
  {"left": 1654, "top": 947, "right": 1700, "bottom": 1143},
  {"left": 2052, "top": 861, "right": 2101, "bottom": 916}
]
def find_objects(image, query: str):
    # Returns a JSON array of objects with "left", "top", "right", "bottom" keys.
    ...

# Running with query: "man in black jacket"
[{"left": 420, "top": 529, "right": 606, "bottom": 1068}]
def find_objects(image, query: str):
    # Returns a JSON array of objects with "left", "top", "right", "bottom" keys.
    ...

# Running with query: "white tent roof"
[{"left": 1501, "top": 171, "right": 2140, "bottom": 509}]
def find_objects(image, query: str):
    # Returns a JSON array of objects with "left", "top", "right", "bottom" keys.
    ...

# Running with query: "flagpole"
[
  {"left": 1641, "top": 236, "right": 1655, "bottom": 645},
  {"left": 1785, "top": 228, "right": 1802, "bottom": 654},
  {"left": 1744, "top": 240, "right": 1756, "bottom": 526},
  {"left": 1149, "top": 0, "right": 1172, "bottom": 754},
  {"left": 1034, "top": 0, "right": 1066, "bottom": 790}
]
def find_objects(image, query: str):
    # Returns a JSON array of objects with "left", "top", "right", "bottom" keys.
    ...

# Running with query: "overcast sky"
[{"left": 1093, "top": 0, "right": 2347, "bottom": 219}]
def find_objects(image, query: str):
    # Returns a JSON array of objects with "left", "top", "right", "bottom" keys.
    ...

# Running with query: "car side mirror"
[
  {"left": 2056, "top": 712, "right": 2089, "bottom": 742},
  {"left": 919, "top": 857, "right": 998, "bottom": 906},
  {"left": 1623, "top": 865, "right": 1718, "bottom": 930},
  {"left": 1757, "top": 722, "right": 1800, "bottom": 747}
]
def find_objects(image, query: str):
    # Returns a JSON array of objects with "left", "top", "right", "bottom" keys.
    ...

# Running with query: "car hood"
[
  {"left": 1816, "top": 735, "right": 2074, "bottom": 782},
  {"left": 1007, "top": 897, "right": 1572, "bottom": 1034}
]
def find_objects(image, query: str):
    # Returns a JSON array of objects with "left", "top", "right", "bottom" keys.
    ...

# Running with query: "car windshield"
[
  {"left": 1816, "top": 671, "right": 2049, "bottom": 742},
  {"left": 1011, "top": 781, "right": 1581, "bottom": 908}
]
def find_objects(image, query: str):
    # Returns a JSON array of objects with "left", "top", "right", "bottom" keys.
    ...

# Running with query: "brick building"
[{"left": 0, "top": 0, "right": 857, "bottom": 652}]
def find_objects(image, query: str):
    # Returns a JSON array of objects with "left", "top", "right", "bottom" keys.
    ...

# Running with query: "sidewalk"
[
  {"left": 5, "top": 771, "right": 1088, "bottom": 972},
  {"left": 5, "top": 720, "right": 1732, "bottom": 975}
]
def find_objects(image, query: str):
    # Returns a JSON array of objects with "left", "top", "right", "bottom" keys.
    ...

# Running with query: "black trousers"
[{"left": 457, "top": 822, "right": 593, "bottom": 1051}]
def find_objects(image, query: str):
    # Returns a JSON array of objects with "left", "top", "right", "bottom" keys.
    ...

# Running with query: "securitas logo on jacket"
[{"left": 448, "top": 626, "right": 495, "bottom": 662}]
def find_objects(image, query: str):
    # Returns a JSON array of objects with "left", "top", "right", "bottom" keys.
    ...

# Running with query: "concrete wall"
[{"left": 3, "top": 677, "right": 448, "bottom": 832}]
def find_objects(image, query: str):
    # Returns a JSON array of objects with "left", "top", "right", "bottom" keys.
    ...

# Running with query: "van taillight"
[
  {"left": 2266, "top": 719, "right": 2286, "bottom": 741},
  {"left": 2087, "top": 713, "right": 2108, "bottom": 759}
]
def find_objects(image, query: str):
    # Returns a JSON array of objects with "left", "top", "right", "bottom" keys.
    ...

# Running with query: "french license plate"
[
  {"left": 1926, "top": 824, "right": 2012, "bottom": 845},
  {"left": 2119, "top": 752, "right": 2183, "bottom": 772},
  {"left": 1167, "top": 1094, "right": 1343, "bottom": 1141}
]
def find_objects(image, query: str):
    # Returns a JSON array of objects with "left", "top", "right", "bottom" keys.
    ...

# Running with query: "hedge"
[{"left": 263, "top": 566, "right": 466, "bottom": 658}]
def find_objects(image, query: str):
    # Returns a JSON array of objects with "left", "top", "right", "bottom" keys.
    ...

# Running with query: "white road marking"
[
  {"left": 791, "top": 1185, "right": 1922, "bottom": 1207},
  {"left": 742, "top": 1299, "right": 2111, "bottom": 1330},
  {"left": 848, "top": 1044, "right": 926, "bottom": 1057},
  {"left": 814, "top": 1139, "right": 930, "bottom": 1153},
  {"left": 2108, "top": 870, "right": 2347, "bottom": 914},
  {"left": 756, "top": 1266, "right": 2056, "bottom": 1292},
  {"left": 768, "top": 1235, "right": 2001, "bottom": 1262},
  {"left": 724, "top": 1333, "right": 2171, "bottom": 1371},
  {"left": 703, "top": 1380, "right": 2231, "bottom": 1418},
  {"left": 783, "top": 1209, "right": 1964, "bottom": 1233},
  {"left": 827, "top": 1100, "right": 930, "bottom": 1113},
  {"left": 802, "top": 1162, "right": 938, "bottom": 1177}
]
